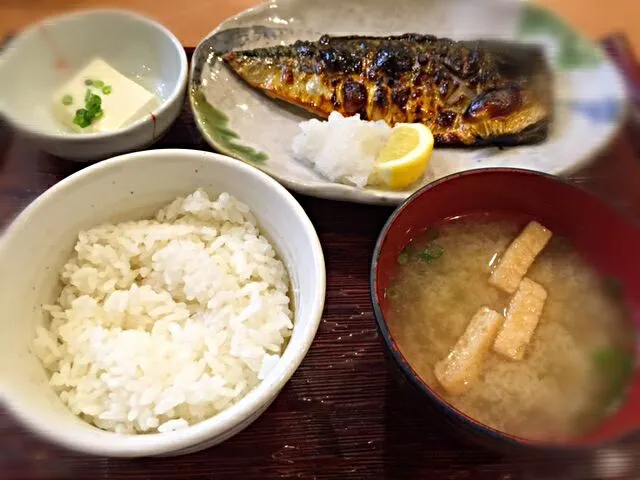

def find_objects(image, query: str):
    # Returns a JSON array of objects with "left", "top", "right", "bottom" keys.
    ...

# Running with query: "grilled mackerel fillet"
[{"left": 222, "top": 34, "right": 552, "bottom": 146}]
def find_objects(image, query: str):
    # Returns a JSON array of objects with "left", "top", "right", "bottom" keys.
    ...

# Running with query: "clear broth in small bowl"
[{"left": 385, "top": 214, "right": 635, "bottom": 441}]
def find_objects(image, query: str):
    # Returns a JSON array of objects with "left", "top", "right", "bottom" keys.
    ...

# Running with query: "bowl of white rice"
[{"left": 0, "top": 149, "right": 325, "bottom": 457}]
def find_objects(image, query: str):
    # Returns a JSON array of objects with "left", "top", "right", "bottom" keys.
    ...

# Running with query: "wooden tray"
[{"left": 1, "top": 39, "right": 639, "bottom": 480}]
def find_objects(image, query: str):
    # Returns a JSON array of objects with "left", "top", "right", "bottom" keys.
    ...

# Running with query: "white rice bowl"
[{"left": 33, "top": 189, "right": 293, "bottom": 434}]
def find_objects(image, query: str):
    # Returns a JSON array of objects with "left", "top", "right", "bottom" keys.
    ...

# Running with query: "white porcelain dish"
[
  {"left": 0, "top": 149, "right": 326, "bottom": 457},
  {"left": 190, "top": 0, "right": 629, "bottom": 205},
  {"left": 0, "top": 9, "right": 188, "bottom": 161}
]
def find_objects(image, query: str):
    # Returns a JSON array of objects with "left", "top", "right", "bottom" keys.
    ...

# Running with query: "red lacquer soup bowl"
[{"left": 370, "top": 168, "right": 640, "bottom": 450}]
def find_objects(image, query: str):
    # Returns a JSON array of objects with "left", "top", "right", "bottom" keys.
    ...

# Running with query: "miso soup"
[{"left": 385, "top": 215, "right": 635, "bottom": 441}]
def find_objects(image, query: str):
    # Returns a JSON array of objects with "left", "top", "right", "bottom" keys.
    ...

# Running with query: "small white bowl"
[
  {"left": 0, "top": 149, "right": 326, "bottom": 457},
  {"left": 0, "top": 9, "right": 188, "bottom": 160}
]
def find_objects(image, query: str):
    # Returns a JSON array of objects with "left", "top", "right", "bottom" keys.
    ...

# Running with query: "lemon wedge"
[{"left": 375, "top": 123, "right": 434, "bottom": 190}]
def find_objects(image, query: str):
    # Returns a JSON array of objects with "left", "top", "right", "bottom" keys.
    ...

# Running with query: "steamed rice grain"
[{"left": 33, "top": 189, "right": 293, "bottom": 434}]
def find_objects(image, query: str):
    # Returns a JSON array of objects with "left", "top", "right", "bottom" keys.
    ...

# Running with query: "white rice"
[
  {"left": 292, "top": 111, "right": 392, "bottom": 188},
  {"left": 33, "top": 189, "right": 293, "bottom": 434}
]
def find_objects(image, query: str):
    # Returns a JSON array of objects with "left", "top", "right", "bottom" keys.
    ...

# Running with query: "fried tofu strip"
[
  {"left": 489, "top": 221, "right": 552, "bottom": 294},
  {"left": 435, "top": 307, "right": 503, "bottom": 396},
  {"left": 494, "top": 278, "right": 547, "bottom": 360}
]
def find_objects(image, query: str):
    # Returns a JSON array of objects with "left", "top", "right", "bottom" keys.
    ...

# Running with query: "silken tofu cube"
[{"left": 52, "top": 58, "right": 158, "bottom": 133}]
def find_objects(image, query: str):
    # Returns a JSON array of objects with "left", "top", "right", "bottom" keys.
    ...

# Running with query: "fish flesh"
[{"left": 222, "top": 34, "right": 552, "bottom": 146}]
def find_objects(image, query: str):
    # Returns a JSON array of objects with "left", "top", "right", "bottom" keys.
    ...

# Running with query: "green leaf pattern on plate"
[
  {"left": 191, "top": 88, "right": 268, "bottom": 163},
  {"left": 519, "top": 3, "right": 603, "bottom": 69}
]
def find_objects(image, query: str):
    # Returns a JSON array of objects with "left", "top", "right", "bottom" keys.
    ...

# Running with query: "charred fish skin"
[{"left": 222, "top": 34, "right": 552, "bottom": 146}]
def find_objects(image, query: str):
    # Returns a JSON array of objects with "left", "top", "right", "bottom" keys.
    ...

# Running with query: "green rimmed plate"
[{"left": 189, "top": 0, "right": 628, "bottom": 205}]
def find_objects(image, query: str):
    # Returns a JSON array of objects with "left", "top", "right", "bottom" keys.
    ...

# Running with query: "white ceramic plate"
[{"left": 190, "top": 0, "right": 628, "bottom": 205}]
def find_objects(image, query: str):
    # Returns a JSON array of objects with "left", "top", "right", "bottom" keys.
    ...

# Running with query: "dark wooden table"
[{"left": 2, "top": 39, "right": 640, "bottom": 480}]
